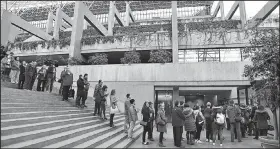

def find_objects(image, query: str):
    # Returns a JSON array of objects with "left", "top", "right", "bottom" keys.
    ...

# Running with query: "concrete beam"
[
  {"left": 114, "top": 5, "right": 125, "bottom": 26},
  {"left": 225, "top": 1, "right": 239, "bottom": 20},
  {"left": 1, "top": 10, "right": 53, "bottom": 46},
  {"left": 239, "top": 1, "right": 247, "bottom": 29},
  {"left": 125, "top": 1, "right": 135, "bottom": 26},
  {"left": 128, "top": 7, "right": 135, "bottom": 22},
  {"left": 108, "top": 1, "right": 115, "bottom": 35},
  {"left": 213, "top": 1, "right": 225, "bottom": 20},
  {"left": 53, "top": 8, "right": 63, "bottom": 40},
  {"left": 60, "top": 8, "right": 73, "bottom": 27},
  {"left": 172, "top": 1, "right": 179, "bottom": 64},
  {"left": 248, "top": 1, "right": 279, "bottom": 28},
  {"left": 213, "top": 2, "right": 221, "bottom": 18},
  {"left": 46, "top": 13, "right": 54, "bottom": 33}
]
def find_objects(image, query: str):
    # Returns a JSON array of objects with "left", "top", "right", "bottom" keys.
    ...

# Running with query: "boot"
[{"left": 186, "top": 133, "right": 190, "bottom": 144}]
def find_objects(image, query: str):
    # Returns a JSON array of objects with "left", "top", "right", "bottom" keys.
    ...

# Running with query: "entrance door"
[{"left": 155, "top": 90, "right": 173, "bottom": 123}]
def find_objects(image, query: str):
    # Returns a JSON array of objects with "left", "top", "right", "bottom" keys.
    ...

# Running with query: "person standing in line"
[
  {"left": 81, "top": 73, "right": 90, "bottom": 108},
  {"left": 183, "top": 103, "right": 196, "bottom": 145},
  {"left": 156, "top": 102, "right": 167, "bottom": 147},
  {"left": 109, "top": 89, "right": 120, "bottom": 127},
  {"left": 193, "top": 105, "right": 205, "bottom": 144},
  {"left": 227, "top": 100, "right": 242, "bottom": 142},
  {"left": 248, "top": 106, "right": 257, "bottom": 136},
  {"left": 124, "top": 94, "right": 131, "bottom": 133},
  {"left": 29, "top": 61, "right": 37, "bottom": 90},
  {"left": 212, "top": 108, "right": 226, "bottom": 147},
  {"left": 18, "top": 61, "right": 26, "bottom": 89},
  {"left": 253, "top": 105, "right": 270, "bottom": 139},
  {"left": 61, "top": 66, "right": 73, "bottom": 101},
  {"left": 172, "top": 101, "right": 186, "bottom": 147},
  {"left": 45, "top": 63, "right": 55, "bottom": 93},
  {"left": 179, "top": 101, "right": 185, "bottom": 141},
  {"left": 76, "top": 75, "right": 85, "bottom": 108},
  {"left": 93, "top": 80, "right": 103, "bottom": 116},
  {"left": 128, "top": 99, "right": 138, "bottom": 139},
  {"left": 36, "top": 65, "right": 47, "bottom": 91},
  {"left": 141, "top": 101, "right": 151, "bottom": 145},
  {"left": 1, "top": 55, "right": 8, "bottom": 81},
  {"left": 100, "top": 85, "right": 109, "bottom": 120},
  {"left": 23, "top": 62, "right": 33, "bottom": 90},
  {"left": 59, "top": 67, "right": 67, "bottom": 95},
  {"left": 147, "top": 102, "right": 155, "bottom": 141},
  {"left": 10, "top": 57, "right": 20, "bottom": 84},
  {"left": 204, "top": 102, "right": 213, "bottom": 143}
]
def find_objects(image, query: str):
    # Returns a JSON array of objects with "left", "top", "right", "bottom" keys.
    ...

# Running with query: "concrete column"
[
  {"left": 1, "top": 10, "right": 11, "bottom": 46},
  {"left": 125, "top": 1, "right": 130, "bottom": 26},
  {"left": 239, "top": 1, "right": 247, "bottom": 29},
  {"left": 46, "top": 13, "right": 53, "bottom": 33},
  {"left": 173, "top": 86, "right": 180, "bottom": 105},
  {"left": 245, "top": 88, "right": 249, "bottom": 105},
  {"left": 69, "top": 1, "right": 85, "bottom": 59},
  {"left": 237, "top": 88, "right": 240, "bottom": 105},
  {"left": 171, "top": 1, "right": 179, "bottom": 64},
  {"left": 107, "top": 1, "right": 115, "bottom": 36},
  {"left": 83, "top": 20, "right": 88, "bottom": 30},
  {"left": 54, "top": 8, "right": 62, "bottom": 40},
  {"left": 220, "top": 1, "right": 225, "bottom": 20}
]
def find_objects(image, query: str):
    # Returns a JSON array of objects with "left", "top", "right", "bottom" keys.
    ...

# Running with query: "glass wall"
[{"left": 179, "top": 48, "right": 249, "bottom": 63}]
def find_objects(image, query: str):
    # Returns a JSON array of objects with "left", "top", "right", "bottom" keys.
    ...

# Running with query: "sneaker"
[
  {"left": 206, "top": 139, "right": 209, "bottom": 142},
  {"left": 197, "top": 140, "right": 202, "bottom": 143},
  {"left": 158, "top": 143, "right": 166, "bottom": 147},
  {"left": 195, "top": 139, "right": 198, "bottom": 143},
  {"left": 84, "top": 105, "right": 87, "bottom": 108},
  {"left": 142, "top": 142, "right": 149, "bottom": 145},
  {"left": 149, "top": 138, "right": 155, "bottom": 141},
  {"left": 220, "top": 144, "right": 223, "bottom": 147},
  {"left": 209, "top": 140, "right": 213, "bottom": 143},
  {"left": 213, "top": 143, "right": 215, "bottom": 146}
]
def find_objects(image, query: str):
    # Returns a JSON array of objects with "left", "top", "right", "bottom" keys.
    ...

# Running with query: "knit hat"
[{"left": 206, "top": 102, "right": 211, "bottom": 106}]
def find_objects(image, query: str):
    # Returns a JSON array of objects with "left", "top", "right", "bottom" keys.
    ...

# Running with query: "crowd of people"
[{"left": 1, "top": 52, "right": 57, "bottom": 92}]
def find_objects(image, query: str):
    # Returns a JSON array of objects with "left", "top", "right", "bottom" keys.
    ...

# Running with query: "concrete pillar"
[
  {"left": 239, "top": 1, "right": 247, "bottom": 29},
  {"left": 237, "top": 88, "right": 240, "bottom": 105},
  {"left": 173, "top": 86, "right": 180, "bottom": 105},
  {"left": 54, "top": 8, "right": 62, "bottom": 40},
  {"left": 171, "top": 1, "right": 179, "bottom": 64},
  {"left": 220, "top": 1, "right": 225, "bottom": 20},
  {"left": 8, "top": 25, "right": 20, "bottom": 43},
  {"left": 125, "top": 1, "right": 130, "bottom": 26},
  {"left": 69, "top": 1, "right": 85, "bottom": 59},
  {"left": 1, "top": 10, "right": 11, "bottom": 46},
  {"left": 107, "top": 1, "right": 115, "bottom": 36},
  {"left": 245, "top": 88, "right": 249, "bottom": 105},
  {"left": 83, "top": 20, "right": 88, "bottom": 30},
  {"left": 46, "top": 13, "right": 53, "bottom": 33}
]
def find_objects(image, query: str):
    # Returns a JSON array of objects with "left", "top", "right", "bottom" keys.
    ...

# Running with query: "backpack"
[{"left": 216, "top": 113, "right": 225, "bottom": 125}]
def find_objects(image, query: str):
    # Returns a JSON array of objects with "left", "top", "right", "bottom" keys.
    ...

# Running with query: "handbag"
[
  {"left": 110, "top": 105, "right": 119, "bottom": 114},
  {"left": 268, "top": 120, "right": 274, "bottom": 131},
  {"left": 156, "top": 113, "right": 165, "bottom": 126},
  {"left": 68, "top": 86, "right": 75, "bottom": 98},
  {"left": 57, "top": 78, "right": 62, "bottom": 83}
]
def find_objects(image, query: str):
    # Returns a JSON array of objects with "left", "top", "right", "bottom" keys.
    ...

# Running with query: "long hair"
[
  {"left": 110, "top": 89, "right": 116, "bottom": 95},
  {"left": 102, "top": 85, "right": 108, "bottom": 91}
]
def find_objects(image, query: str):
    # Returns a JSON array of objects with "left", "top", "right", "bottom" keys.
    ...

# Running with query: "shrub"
[
  {"left": 148, "top": 49, "right": 172, "bottom": 63},
  {"left": 68, "top": 57, "right": 87, "bottom": 65},
  {"left": 88, "top": 53, "right": 108, "bottom": 65},
  {"left": 120, "top": 49, "right": 141, "bottom": 64}
]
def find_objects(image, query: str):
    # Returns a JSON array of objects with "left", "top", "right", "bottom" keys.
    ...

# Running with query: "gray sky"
[{"left": 211, "top": 1, "right": 279, "bottom": 19}]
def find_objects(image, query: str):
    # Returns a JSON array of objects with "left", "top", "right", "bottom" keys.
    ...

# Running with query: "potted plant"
[
  {"left": 148, "top": 49, "right": 172, "bottom": 64},
  {"left": 243, "top": 28, "right": 279, "bottom": 148},
  {"left": 88, "top": 53, "right": 108, "bottom": 65},
  {"left": 120, "top": 48, "right": 141, "bottom": 65}
]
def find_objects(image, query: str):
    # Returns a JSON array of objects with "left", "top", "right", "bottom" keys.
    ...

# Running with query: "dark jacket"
[
  {"left": 157, "top": 109, "right": 167, "bottom": 132},
  {"left": 94, "top": 84, "right": 102, "bottom": 102},
  {"left": 141, "top": 106, "right": 151, "bottom": 122},
  {"left": 37, "top": 68, "right": 47, "bottom": 80},
  {"left": 46, "top": 65, "right": 55, "bottom": 79},
  {"left": 61, "top": 71, "right": 73, "bottom": 86},
  {"left": 204, "top": 107, "right": 213, "bottom": 122},
  {"left": 149, "top": 107, "right": 155, "bottom": 121},
  {"left": 77, "top": 78, "right": 85, "bottom": 96},
  {"left": 99, "top": 90, "right": 108, "bottom": 104},
  {"left": 183, "top": 107, "right": 196, "bottom": 131},
  {"left": 253, "top": 109, "right": 270, "bottom": 129},
  {"left": 19, "top": 64, "right": 25, "bottom": 80},
  {"left": 227, "top": 105, "right": 241, "bottom": 123},
  {"left": 172, "top": 106, "right": 186, "bottom": 127}
]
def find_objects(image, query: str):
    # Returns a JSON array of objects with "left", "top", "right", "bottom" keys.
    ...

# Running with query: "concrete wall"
[
  {"left": 12, "top": 45, "right": 69, "bottom": 56},
  {"left": 54, "top": 62, "right": 251, "bottom": 110}
]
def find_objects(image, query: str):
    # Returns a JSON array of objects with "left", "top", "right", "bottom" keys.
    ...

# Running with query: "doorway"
[{"left": 155, "top": 90, "right": 173, "bottom": 123}]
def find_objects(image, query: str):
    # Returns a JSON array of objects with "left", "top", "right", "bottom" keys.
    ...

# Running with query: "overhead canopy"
[{"left": 1, "top": 1, "right": 213, "bottom": 22}]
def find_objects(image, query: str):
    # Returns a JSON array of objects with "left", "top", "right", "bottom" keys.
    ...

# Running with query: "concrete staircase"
[{"left": 1, "top": 84, "right": 142, "bottom": 148}]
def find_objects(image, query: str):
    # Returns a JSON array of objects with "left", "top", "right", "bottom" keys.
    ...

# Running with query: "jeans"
[
  {"left": 110, "top": 114, "right": 115, "bottom": 127},
  {"left": 18, "top": 78, "right": 25, "bottom": 89},
  {"left": 82, "top": 91, "right": 88, "bottom": 105},
  {"left": 76, "top": 95, "right": 83, "bottom": 106},
  {"left": 100, "top": 103, "right": 106, "bottom": 118},
  {"left": 142, "top": 124, "right": 150, "bottom": 142},
  {"left": 148, "top": 120, "right": 154, "bottom": 139},
  {"left": 124, "top": 114, "right": 130, "bottom": 132},
  {"left": 255, "top": 129, "right": 268, "bottom": 139},
  {"left": 186, "top": 131, "right": 195, "bottom": 144},
  {"left": 37, "top": 80, "right": 46, "bottom": 91},
  {"left": 62, "top": 85, "right": 70, "bottom": 100},
  {"left": 94, "top": 101, "right": 101, "bottom": 115},
  {"left": 45, "top": 77, "right": 54, "bottom": 92},
  {"left": 10, "top": 70, "right": 19, "bottom": 83},
  {"left": 128, "top": 121, "right": 136, "bottom": 138},
  {"left": 213, "top": 124, "right": 224, "bottom": 144},
  {"left": 230, "top": 122, "right": 241, "bottom": 142},
  {"left": 173, "top": 126, "right": 182, "bottom": 146},
  {"left": 226, "top": 118, "right": 231, "bottom": 130},
  {"left": 159, "top": 132, "right": 164, "bottom": 144},
  {"left": 195, "top": 123, "right": 203, "bottom": 140},
  {"left": 205, "top": 119, "right": 213, "bottom": 140}
]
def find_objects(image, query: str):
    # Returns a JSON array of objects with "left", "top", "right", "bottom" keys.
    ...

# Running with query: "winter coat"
[
  {"left": 204, "top": 107, "right": 213, "bottom": 122},
  {"left": 37, "top": 67, "right": 47, "bottom": 80},
  {"left": 149, "top": 107, "right": 155, "bottom": 121},
  {"left": 156, "top": 109, "right": 167, "bottom": 133},
  {"left": 124, "top": 99, "right": 131, "bottom": 116},
  {"left": 172, "top": 106, "right": 185, "bottom": 127},
  {"left": 253, "top": 109, "right": 270, "bottom": 129},
  {"left": 227, "top": 105, "right": 241, "bottom": 123},
  {"left": 84, "top": 79, "right": 90, "bottom": 91},
  {"left": 128, "top": 105, "right": 138, "bottom": 122},
  {"left": 141, "top": 106, "right": 150, "bottom": 122},
  {"left": 183, "top": 107, "right": 196, "bottom": 131},
  {"left": 61, "top": 71, "right": 73, "bottom": 86},
  {"left": 46, "top": 65, "right": 55, "bottom": 79},
  {"left": 76, "top": 78, "right": 85, "bottom": 96},
  {"left": 19, "top": 64, "right": 25, "bottom": 80},
  {"left": 94, "top": 84, "right": 102, "bottom": 102}
]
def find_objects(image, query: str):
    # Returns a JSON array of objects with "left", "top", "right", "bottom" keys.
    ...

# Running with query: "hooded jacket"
[{"left": 253, "top": 109, "right": 270, "bottom": 129}]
